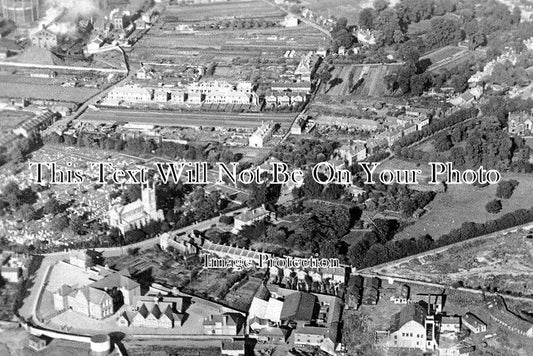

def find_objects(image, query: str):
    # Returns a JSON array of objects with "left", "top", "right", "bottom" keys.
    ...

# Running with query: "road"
[
  {"left": 19, "top": 206, "right": 248, "bottom": 324},
  {"left": 45, "top": 45, "right": 133, "bottom": 132},
  {"left": 76, "top": 108, "right": 296, "bottom": 129}
]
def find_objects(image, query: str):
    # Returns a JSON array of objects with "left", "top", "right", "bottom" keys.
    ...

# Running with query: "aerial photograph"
[{"left": 0, "top": 0, "right": 533, "bottom": 355}]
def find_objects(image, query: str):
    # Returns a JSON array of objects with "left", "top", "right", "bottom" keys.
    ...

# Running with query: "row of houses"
[
  {"left": 264, "top": 92, "right": 306, "bottom": 108},
  {"left": 106, "top": 82, "right": 259, "bottom": 106},
  {"left": 11, "top": 110, "right": 58, "bottom": 139}
]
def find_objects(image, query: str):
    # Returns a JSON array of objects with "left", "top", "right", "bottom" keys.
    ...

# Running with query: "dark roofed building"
[
  {"left": 254, "top": 283, "right": 271, "bottom": 301},
  {"left": 280, "top": 292, "right": 317, "bottom": 323},
  {"left": 257, "top": 326, "right": 290, "bottom": 344},
  {"left": 390, "top": 303, "right": 427, "bottom": 334}
]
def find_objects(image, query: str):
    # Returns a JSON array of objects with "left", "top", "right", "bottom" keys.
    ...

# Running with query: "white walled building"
[
  {"left": 249, "top": 121, "right": 275, "bottom": 148},
  {"left": 107, "top": 85, "right": 154, "bottom": 103},
  {"left": 388, "top": 303, "right": 437, "bottom": 351},
  {"left": 108, "top": 182, "right": 164, "bottom": 234}
]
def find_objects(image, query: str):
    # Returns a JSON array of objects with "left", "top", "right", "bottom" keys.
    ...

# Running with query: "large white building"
[
  {"left": 248, "top": 284, "right": 284, "bottom": 326},
  {"left": 107, "top": 85, "right": 154, "bottom": 103},
  {"left": 388, "top": 303, "right": 437, "bottom": 351},
  {"left": 249, "top": 121, "right": 275, "bottom": 148},
  {"left": 108, "top": 182, "right": 164, "bottom": 234}
]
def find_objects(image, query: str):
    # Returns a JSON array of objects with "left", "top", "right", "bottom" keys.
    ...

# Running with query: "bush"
[
  {"left": 496, "top": 180, "right": 519, "bottom": 199},
  {"left": 486, "top": 199, "right": 502, "bottom": 214},
  {"left": 219, "top": 215, "right": 234, "bottom": 225}
]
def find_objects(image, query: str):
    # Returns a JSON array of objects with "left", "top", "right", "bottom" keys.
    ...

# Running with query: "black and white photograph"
[{"left": 0, "top": 0, "right": 533, "bottom": 355}]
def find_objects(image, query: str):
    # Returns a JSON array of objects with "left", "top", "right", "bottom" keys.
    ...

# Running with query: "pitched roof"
[
  {"left": 295, "top": 326, "right": 328, "bottom": 336},
  {"left": 280, "top": 292, "right": 317, "bottom": 321},
  {"left": 254, "top": 283, "right": 271, "bottom": 301},
  {"left": 389, "top": 303, "right": 427, "bottom": 334},
  {"left": 56, "top": 284, "right": 74, "bottom": 297},
  {"left": 203, "top": 313, "right": 240, "bottom": 326},
  {"left": 259, "top": 326, "right": 290, "bottom": 338},
  {"left": 90, "top": 269, "right": 139, "bottom": 291},
  {"left": 78, "top": 286, "right": 111, "bottom": 305}
]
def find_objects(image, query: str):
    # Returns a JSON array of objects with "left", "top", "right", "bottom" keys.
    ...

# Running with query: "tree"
[
  {"left": 359, "top": 8, "right": 376, "bottom": 30},
  {"left": 320, "top": 70, "right": 332, "bottom": 84},
  {"left": 496, "top": 180, "right": 519, "bottom": 199},
  {"left": 398, "top": 40, "right": 421, "bottom": 65},
  {"left": 18, "top": 204, "right": 36, "bottom": 221},
  {"left": 451, "top": 74, "right": 468, "bottom": 93},
  {"left": 327, "top": 77, "right": 343, "bottom": 93},
  {"left": 410, "top": 73, "right": 432, "bottom": 96},
  {"left": 471, "top": 32, "right": 487, "bottom": 49},
  {"left": 373, "top": 0, "right": 389, "bottom": 13},
  {"left": 343, "top": 312, "right": 383, "bottom": 356},
  {"left": 425, "top": 17, "right": 463, "bottom": 49},
  {"left": 397, "top": 64, "right": 416, "bottom": 94},
  {"left": 434, "top": 133, "right": 453, "bottom": 152},
  {"left": 374, "top": 8, "right": 404, "bottom": 46},
  {"left": 43, "top": 197, "right": 61, "bottom": 215},
  {"left": 486, "top": 199, "right": 502, "bottom": 214},
  {"left": 219, "top": 215, "right": 234, "bottom": 225},
  {"left": 51, "top": 215, "right": 69, "bottom": 231},
  {"left": 69, "top": 216, "right": 85, "bottom": 235},
  {"left": 127, "top": 247, "right": 140, "bottom": 256}
]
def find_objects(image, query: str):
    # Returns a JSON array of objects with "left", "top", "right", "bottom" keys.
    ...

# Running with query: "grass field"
[
  {"left": 0, "top": 110, "right": 35, "bottom": 130},
  {"left": 323, "top": 64, "right": 400, "bottom": 98},
  {"left": 422, "top": 45, "right": 465, "bottom": 64},
  {"left": 164, "top": 1, "right": 284, "bottom": 22},
  {"left": 131, "top": 25, "right": 327, "bottom": 64},
  {"left": 301, "top": 0, "right": 400, "bottom": 24},
  {"left": 395, "top": 172, "right": 533, "bottom": 240},
  {"left": 378, "top": 230, "right": 533, "bottom": 296},
  {"left": 0, "top": 81, "right": 99, "bottom": 103}
]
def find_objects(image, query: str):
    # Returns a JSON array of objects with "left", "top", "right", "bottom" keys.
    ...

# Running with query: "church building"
[{"left": 108, "top": 182, "right": 164, "bottom": 234}]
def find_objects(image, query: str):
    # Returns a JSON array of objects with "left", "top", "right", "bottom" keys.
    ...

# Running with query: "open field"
[
  {"left": 426, "top": 48, "right": 485, "bottom": 73},
  {"left": 395, "top": 172, "right": 533, "bottom": 240},
  {"left": 377, "top": 231, "right": 533, "bottom": 296},
  {"left": 300, "top": 0, "right": 401, "bottom": 24},
  {"left": 131, "top": 25, "right": 328, "bottom": 64},
  {"left": 0, "top": 81, "right": 99, "bottom": 103},
  {"left": 321, "top": 64, "right": 401, "bottom": 98},
  {"left": 77, "top": 108, "right": 295, "bottom": 129},
  {"left": 164, "top": 1, "right": 284, "bottom": 21},
  {"left": 421, "top": 45, "right": 466, "bottom": 65},
  {"left": 0, "top": 110, "right": 35, "bottom": 130}
]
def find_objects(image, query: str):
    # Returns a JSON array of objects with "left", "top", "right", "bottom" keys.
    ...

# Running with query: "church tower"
[{"left": 141, "top": 182, "right": 157, "bottom": 214}]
